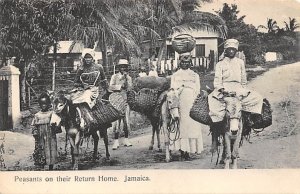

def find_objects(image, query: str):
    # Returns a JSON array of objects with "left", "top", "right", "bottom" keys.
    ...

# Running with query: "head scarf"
[
  {"left": 81, "top": 48, "right": 95, "bottom": 59},
  {"left": 224, "top": 39, "right": 239, "bottom": 50}
]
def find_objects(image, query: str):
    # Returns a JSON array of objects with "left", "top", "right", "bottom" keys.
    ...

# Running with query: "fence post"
[{"left": 0, "top": 64, "right": 21, "bottom": 130}]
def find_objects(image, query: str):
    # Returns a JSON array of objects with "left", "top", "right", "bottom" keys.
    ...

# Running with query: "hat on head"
[
  {"left": 117, "top": 59, "right": 129, "bottom": 68},
  {"left": 224, "top": 39, "right": 239, "bottom": 49},
  {"left": 82, "top": 48, "right": 95, "bottom": 58}
]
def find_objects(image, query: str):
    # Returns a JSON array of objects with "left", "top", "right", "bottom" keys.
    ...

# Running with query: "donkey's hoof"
[
  {"left": 149, "top": 146, "right": 153, "bottom": 150},
  {"left": 158, "top": 148, "right": 162, "bottom": 153}
]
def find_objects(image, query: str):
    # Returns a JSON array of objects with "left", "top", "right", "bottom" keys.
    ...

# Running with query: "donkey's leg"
[
  {"left": 102, "top": 128, "right": 110, "bottom": 160},
  {"left": 224, "top": 132, "right": 231, "bottom": 169},
  {"left": 149, "top": 118, "right": 155, "bottom": 150},
  {"left": 72, "top": 132, "right": 81, "bottom": 170},
  {"left": 91, "top": 130, "right": 99, "bottom": 160},
  {"left": 161, "top": 102, "right": 170, "bottom": 162},
  {"left": 231, "top": 123, "right": 242, "bottom": 169}
]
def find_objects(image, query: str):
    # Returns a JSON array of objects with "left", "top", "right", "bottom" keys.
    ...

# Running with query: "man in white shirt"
[
  {"left": 109, "top": 59, "right": 133, "bottom": 149},
  {"left": 208, "top": 39, "right": 263, "bottom": 123}
]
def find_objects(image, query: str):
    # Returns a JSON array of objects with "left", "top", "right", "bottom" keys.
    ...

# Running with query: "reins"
[{"left": 167, "top": 117, "right": 180, "bottom": 145}]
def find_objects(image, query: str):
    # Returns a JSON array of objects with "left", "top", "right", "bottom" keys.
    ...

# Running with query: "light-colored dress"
[
  {"left": 208, "top": 57, "right": 263, "bottom": 122},
  {"left": 32, "top": 111, "right": 57, "bottom": 166},
  {"left": 170, "top": 69, "right": 203, "bottom": 153}
]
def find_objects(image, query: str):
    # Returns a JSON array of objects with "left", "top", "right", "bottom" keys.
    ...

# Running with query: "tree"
[
  {"left": 216, "top": 3, "right": 265, "bottom": 64},
  {"left": 284, "top": 17, "right": 300, "bottom": 32},
  {"left": 258, "top": 18, "right": 279, "bottom": 33}
]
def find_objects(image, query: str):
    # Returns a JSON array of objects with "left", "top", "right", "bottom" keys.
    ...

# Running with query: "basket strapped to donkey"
[
  {"left": 127, "top": 76, "right": 171, "bottom": 116},
  {"left": 190, "top": 93, "right": 272, "bottom": 130}
]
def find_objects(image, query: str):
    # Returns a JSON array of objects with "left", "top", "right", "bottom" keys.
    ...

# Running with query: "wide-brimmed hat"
[
  {"left": 117, "top": 59, "right": 130, "bottom": 68},
  {"left": 224, "top": 39, "right": 239, "bottom": 49}
]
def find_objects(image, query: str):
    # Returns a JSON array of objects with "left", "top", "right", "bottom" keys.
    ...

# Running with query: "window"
[{"left": 196, "top": 44, "right": 205, "bottom": 57}]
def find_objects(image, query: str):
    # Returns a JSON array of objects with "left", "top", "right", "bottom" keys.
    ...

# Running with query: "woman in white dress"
[{"left": 170, "top": 53, "right": 203, "bottom": 160}]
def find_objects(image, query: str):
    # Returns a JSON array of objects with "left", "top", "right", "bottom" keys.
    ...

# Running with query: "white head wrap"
[
  {"left": 224, "top": 39, "right": 239, "bottom": 49},
  {"left": 81, "top": 48, "right": 95, "bottom": 58}
]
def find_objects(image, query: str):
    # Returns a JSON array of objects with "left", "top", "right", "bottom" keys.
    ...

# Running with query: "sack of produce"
[{"left": 134, "top": 76, "right": 170, "bottom": 92}]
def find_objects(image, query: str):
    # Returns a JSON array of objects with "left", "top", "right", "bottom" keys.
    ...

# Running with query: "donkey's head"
[
  {"left": 166, "top": 88, "right": 182, "bottom": 120},
  {"left": 224, "top": 95, "right": 242, "bottom": 135},
  {"left": 52, "top": 91, "right": 70, "bottom": 114}
]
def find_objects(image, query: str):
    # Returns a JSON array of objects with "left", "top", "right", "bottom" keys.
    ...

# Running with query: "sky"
[{"left": 199, "top": 0, "right": 300, "bottom": 31}]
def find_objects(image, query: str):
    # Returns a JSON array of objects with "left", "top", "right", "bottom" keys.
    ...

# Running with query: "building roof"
[{"left": 48, "top": 41, "right": 84, "bottom": 54}]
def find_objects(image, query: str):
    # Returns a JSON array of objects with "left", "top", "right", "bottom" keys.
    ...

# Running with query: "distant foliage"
[{"left": 217, "top": 3, "right": 298, "bottom": 64}]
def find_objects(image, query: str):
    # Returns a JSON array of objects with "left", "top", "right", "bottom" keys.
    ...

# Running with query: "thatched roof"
[{"left": 174, "top": 11, "right": 227, "bottom": 39}]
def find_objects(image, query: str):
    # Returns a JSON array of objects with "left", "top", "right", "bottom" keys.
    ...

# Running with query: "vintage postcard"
[{"left": 0, "top": 0, "right": 300, "bottom": 193}]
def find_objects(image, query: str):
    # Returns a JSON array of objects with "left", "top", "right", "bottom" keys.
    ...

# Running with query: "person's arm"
[
  {"left": 97, "top": 64, "right": 108, "bottom": 89},
  {"left": 213, "top": 62, "right": 224, "bottom": 92},
  {"left": 241, "top": 60, "right": 247, "bottom": 87},
  {"left": 74, "top": 67, "right": 84, "bottom": 88}
]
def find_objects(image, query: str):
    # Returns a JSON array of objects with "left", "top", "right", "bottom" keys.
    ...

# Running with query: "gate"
[{"left": 0, "top": 80, "right": 10, "bottom": 130}]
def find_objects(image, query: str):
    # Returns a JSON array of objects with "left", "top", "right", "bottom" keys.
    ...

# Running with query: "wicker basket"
[
  {"left": 190, "top": 94, "right": 212, "bottom": 125},
  {"left": 251, "top": 98, "right": 272, "bottom": 129},
  {"left": 172, "top": 34, "right": 196, "bottom": 54},
  {"left": 127, "top": 89, "right": 159, "bottom": 114},
  {"left": 109, "top": 92, "right": 128, "bottom": 115}
]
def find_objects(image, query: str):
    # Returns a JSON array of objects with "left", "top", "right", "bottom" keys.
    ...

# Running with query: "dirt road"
[{"left": 1, "top": 62, "right": 300, "bottom": 170}]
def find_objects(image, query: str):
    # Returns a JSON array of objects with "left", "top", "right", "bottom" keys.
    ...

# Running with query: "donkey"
[
  {"left": 52, "top": 91, "right": 110, "bottom": 170},
  {"left": 210, "top": 92, "right": 251, "bottom": 169},
  {"left": 146, "top": 88, "right": 181, "bottom": 162}
]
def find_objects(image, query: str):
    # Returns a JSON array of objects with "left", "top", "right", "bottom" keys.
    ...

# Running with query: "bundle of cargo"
[
  {"left": 134, "top": 76, "right": 170, "bottom": 92},
  {"left": 171, "top": 34, "right": 196, "bottom": 54},
  {"left": 251, "top": 98, "right": 272, "bottom": 129}
]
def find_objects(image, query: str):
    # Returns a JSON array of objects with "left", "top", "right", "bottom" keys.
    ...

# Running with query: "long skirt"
[{"left": 169, "top": 87, "right": 203, "bottom": 153}]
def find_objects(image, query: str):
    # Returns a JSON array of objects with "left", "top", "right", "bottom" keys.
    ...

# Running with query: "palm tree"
[
  {"left": 258, "top": 18, "right": 279, "bottom": 33},
  {"left": 284, "top": 17, "right": 300, "bottom": 32}
]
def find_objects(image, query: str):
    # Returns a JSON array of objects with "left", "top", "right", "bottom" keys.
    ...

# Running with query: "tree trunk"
[
  {"left": 101, "top": 32, "right": 108, "bottom": 74},
  {"left": 156, "top": 38, "right": 167, "bottom": 75},
  {"left": 52, "top": 41, "right": 57, "bottom": 91}
]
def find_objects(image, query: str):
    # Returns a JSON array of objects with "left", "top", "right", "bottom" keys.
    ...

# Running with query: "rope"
[{"left": 167, "top": 118, "right": 180, "bottom": 145}]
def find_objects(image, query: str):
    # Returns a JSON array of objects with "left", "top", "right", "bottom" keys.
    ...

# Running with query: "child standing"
[{"left": 32, "top": 93, "right": 58, "bottom": 170}]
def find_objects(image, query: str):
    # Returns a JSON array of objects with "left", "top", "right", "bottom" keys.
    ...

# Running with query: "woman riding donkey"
[
  {"left": 109, "top": 59, "right": 133, "bottom": 150},
  {"left": 170, "top": 53, "right": 204, "bottom": 160},
  {"left": 208, "top": 39, "right": 264, "bottom": 168}
]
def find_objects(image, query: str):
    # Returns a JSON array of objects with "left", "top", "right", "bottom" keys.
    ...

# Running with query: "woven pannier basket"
[
  {"left": 109, "top": 92, "right": 128, "bottom": 115},
  {"left": 172, "top": 34, "right": 196, "bottom": 54},
  {"left": 190, "top": 94, "right": 212, "bottom": 125},
  {"left": 127, "top": 88, "right": 159, "bottom": 114},
  {"left": 251, "top": 98, "right": 272, "bottom": 129},
  {"left": 91, "top": 99, "right": 122, "bottom": 125}
]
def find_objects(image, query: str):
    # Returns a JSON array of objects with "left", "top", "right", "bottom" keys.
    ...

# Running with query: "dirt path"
[{"left": 1, "top": 62, "right": 300, "bottom": 170}]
